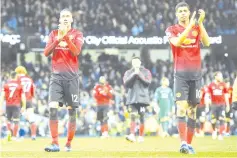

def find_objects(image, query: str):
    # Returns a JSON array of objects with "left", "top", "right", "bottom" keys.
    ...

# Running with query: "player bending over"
[
  {"left": 154, "top": 77, "right": 174, "bottom": 137},
  {"left": 43, "top": 9, "right": 84, "bottom": 152},
  {"left": 15, "top": 66, "right": 36, "bottom": 140},
  {"left": 0, "top": 72, "right": 26, "bottom": 141},
  {"left": 165, "top": 1, "right": 210, "bottom": 154}
]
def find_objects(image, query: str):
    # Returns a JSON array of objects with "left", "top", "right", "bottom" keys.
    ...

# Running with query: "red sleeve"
[
  {"left": 64, "top": 31, "right": 83, "bottom": 56},
  {"left": 44, "top": 31, "right": 60, "bottom": 57},
  {"left": 31, "top": 82, "right": 35, "bottom": 97},
  {"left": 107, "top": 85, "right": 113, "bottom": 99},
  {"left": 93, "top": 85, "right": 100, "bottom": 98},
  {"left": 19, "top": 85, "right": 23, "bottom": 95},
  {"left": 165, "top": 26, "right": 177, "bottom": 39},
  {"left": 3, "top": 84, "right": 7, "bottom": 92},
  {"left": 206, "top": 84, "right": 211, "bottom": 94},
  {"left": 223, "top": 84, "right": 228, "bottom": 93}
]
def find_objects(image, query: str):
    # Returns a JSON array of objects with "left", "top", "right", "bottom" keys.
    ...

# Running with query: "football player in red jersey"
[
  {"left": 93, "top": 76, "right": 113, "bottom": 138},
  {"left": 233, "top": 77, "right": 237, "bottom": 110},
  {"left": 165, "top": 2, "right": 210, "bottom": 154},
  {"left": 224, "top": 79, "right": 233, "bottom": 136},
  {"left": 44, "top": 9, "right": 84, "bottom": 152},
  {"left": 15, "top": 66, "right": 36, "bottom": 140},
  {"left": 206, "top": 72, "right": 230, "bottom": 140},
  {"left": 195, "top": 86, "right": 209, "bottom": 137},
  {"left": 0, "top": 72, "right": 26, "bottom": 141}
]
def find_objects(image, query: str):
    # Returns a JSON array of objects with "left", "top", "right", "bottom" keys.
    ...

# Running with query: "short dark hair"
[
  {"left": 175, "top": 1, "right": 190, "bottom": 11},
  {"left": 60, "top": 9, "right": 72, "bottom": 15}
]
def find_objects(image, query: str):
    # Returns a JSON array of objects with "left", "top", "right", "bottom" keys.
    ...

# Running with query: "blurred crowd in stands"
[
  {"left": 1, "top": 51, "right": 237, "bottom": 137},
  {"left": 1, "top": 0, "right": 237, "bottom": 36}
]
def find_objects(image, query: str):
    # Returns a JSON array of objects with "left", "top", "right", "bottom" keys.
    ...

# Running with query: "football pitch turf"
[{"left": 1, "top": 136, "right": 237, "bottom": 157}]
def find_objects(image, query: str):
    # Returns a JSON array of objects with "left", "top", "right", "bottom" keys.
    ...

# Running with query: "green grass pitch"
[{"left": 1, "top": 136, "right": 237, "bottom": 157}]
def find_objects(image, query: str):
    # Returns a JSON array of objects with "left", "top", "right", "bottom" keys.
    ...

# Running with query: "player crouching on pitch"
[
  {"left": 123, "top": 57, "right": 152, "bottom": 143},
  {"left": 93, "top": 76, "right": 113, "bottom": 138}
]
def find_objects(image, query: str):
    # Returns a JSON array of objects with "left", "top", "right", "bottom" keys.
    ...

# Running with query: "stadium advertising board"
[{"left": 1, "top": 34, "right": 223, "bottom": 46}]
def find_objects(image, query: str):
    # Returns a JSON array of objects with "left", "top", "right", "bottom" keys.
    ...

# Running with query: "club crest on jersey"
[
  {"left": 58, "top": 41, "right": 68, "bottom": 47},
  {"left": 176, "top": 92, "right": 181, "bottom": 98},
  {"left": 192, "top": 30, "right": 198, "bottom": 37}
]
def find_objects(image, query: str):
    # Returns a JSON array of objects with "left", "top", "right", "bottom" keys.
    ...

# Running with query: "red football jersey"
[
  {"left": 17, "top": 75, "right": 35, "bottom": 101},
  {"left": 207, "top": 82, "right": 228, "bottom": 105},
  {"left": 165, "top": 24, "right": 201, "bottom": 80},
  {"left": 199, "top": 86, "right": 208, "bottom": 107},
  {"left": 227, "top": 87, "right": 233, "bottom": 105},
  {"left": 93, "top": 84, "right": 113, "bottom": 106},
  {"left": 44, "top": 29, "right": 83, "bottom": 80},
  {"left": 3, "top": 80, "right": 23, "bottom": 106}
]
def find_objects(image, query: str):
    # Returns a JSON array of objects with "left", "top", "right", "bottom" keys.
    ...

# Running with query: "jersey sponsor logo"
[
  {"left": 213, "top": 89, "right": 223, "bottom": 95},
  {"left": 182, "top": 38, "right": 196, "bottom": 45},
  {"left": 176, "top": 92, "right": 181, "bottom": 98}
]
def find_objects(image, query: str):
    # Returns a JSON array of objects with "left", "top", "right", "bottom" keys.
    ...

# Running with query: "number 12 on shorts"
[{"left": 71, "top": 94, "right": 79, "bottom": 102}]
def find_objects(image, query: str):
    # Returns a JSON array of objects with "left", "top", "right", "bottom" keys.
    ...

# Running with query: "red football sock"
[
  {"left": 130, "top": 122, "right": 136, "bottom": 134},
  {"left": 226, "top": 122, "right": 230, "bottom": 133},
  {"left": 30, "top": 123, "right": 37, "bottom": 137},
  {"left": 103, "top": 124, "right": 108, "bottom": 132},
  {"left": 177, "top": 122, "right": 187, "bottom": 142},
  {"left": 139, "top": 124, "right": 144, "bottom": 136},
  {"left": 187, "top": 127, "right": 195, "bottom": 144},
  {"left": 219, "top": 125, "right": 225, "bottom": 135},
  {"left": 13, "top": 124, "right": 19, "bottom": 137},
  {"left": 101, "top": 124, "right": 104, "bottom": 133},
  {"left": 49, "top": 120, "right": 58, "bottom": 145},
  {"left": 200, "top": 122, "right": 204, "bottom": 131},
  {"left": 7, "top": 122, "right": 12, "bottom": 132},
  {"left": 196, "top": 128, "right": 200, "bottom": 134},
  {"left": 66, "top": 122, "right": 76, "bottom": 146}
]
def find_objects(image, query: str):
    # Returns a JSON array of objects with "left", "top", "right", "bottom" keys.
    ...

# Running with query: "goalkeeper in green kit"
[{"left": 154, "top": 77, "right": 175, "bottom": 137}]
